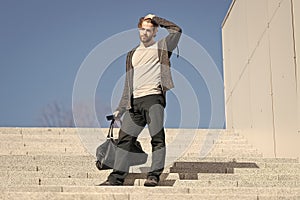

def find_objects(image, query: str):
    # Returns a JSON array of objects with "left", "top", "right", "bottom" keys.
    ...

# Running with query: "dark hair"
[{"left": 138, "top": 17, "right": 158, "bottom": 28}]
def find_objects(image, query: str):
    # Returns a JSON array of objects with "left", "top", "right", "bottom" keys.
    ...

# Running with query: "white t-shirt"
[{"left": 132, "top": 42, "right": 162, "bottom": 98}]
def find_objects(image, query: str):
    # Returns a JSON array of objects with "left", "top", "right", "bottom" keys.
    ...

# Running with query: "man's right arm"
[
  {"left": 115, "top": 73, "right": 129, "bottom": 118},
  {"left": 115, "top": 51, "right": 132, "bottom": 118}
]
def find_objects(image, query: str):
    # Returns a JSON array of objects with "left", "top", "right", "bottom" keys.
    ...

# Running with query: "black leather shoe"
[
  {"left": 98, "top": 180, "right": 123, "bottom": 186},
  {"left": 144, "top": 176, "right": 158, "bottom": 187}
]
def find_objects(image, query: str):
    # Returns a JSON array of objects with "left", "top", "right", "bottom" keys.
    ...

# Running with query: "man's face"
[{"left": 139, "top": 21, "right": 156, "bottom": 44}]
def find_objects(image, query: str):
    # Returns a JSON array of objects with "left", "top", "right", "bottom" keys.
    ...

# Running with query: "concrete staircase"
[{"left": 0, "top": 128, "right": 299, "bottom": 199}]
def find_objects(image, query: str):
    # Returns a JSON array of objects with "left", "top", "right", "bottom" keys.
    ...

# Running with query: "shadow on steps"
[{"left": 123, "top": 161, "right": 259, "bottom": 186}]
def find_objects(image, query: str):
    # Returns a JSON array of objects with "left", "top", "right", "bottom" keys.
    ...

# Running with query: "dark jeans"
[{"left": 108, "top": 94, "right": 166, "bottom": 185}]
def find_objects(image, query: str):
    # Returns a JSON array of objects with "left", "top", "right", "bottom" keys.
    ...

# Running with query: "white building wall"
[
  {"left": 293, "top": 0, "right": 300, "bottom": 138},
  {"left": 222, "top": 0, "right": 300, "bottom": 158}
]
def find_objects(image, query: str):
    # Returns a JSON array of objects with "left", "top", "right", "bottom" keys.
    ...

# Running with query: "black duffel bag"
[{"left": 95, "top": 116, "right": 148, "bottom": 170}]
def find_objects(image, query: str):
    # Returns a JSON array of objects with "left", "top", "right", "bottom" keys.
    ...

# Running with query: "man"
[{"left": 101, "top": 14, "right": 181, "bottom": 187}]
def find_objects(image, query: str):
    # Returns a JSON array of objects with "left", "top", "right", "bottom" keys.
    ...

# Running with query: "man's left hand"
[{"left": 144, "top": 14, "right": 155, "bottom": 20}]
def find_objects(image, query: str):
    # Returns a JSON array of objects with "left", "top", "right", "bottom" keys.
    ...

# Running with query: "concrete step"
[
  {"left": 197, "top": 152, "right": 263, "bottom": 158},
  {"left": 1, "top": 155, "right": 297, "bottom": 166},
  {"left": 0, "top": 160, "right": 166, "bottom": 173},
  {"left": 0, "top": 177, "right": 102, "bottom": 187},
  {"left": 2, "top": 166, "right": 300, "bottom": 182},
  {"left": 0, "top": 150, "right": 89, "bottom": 156},
  {"left": 0, "top": 161, "right": 266, "bottom": 174},
  {"left": 0, "top": 155, "right": 95, "bottom": 166},
  {"left": 176, "top": 157, "right": 299, "bottom": 163},
  {"left": 173, "top": 179, "right": 299, "bottom": 188},
  {"left": 0, "top": 170, "right": 111, "bottom": 179},
  {"left": 0, "top": 129, "right": 242, "bottom": 144},
  {"left": 237, "top": 163, "right": 300, "bottom": 170},
  {"left": 0, "top": 128, "right": 79, "bottom": 135},
  {"left": 2, "top": 168, "right": 300, "bottom": 183},
  {"left": 0, "top": 150, "right": 262, "bottom": 160},
  {"left": 208, "top": 144, "right": 254, "bottom": 149},
  {"left": 0, "top": 144, "right": 87, "bottom": 151},
  {"left": 0, "top": 192, "right": 258, "bottom": 200},
  {"left": 0, "top": 134, "right": 81, "bottom": 142},
  {"left": 0, "top": 143, "right": 256, "bottom": 152},
  {"left": 195, "top": 174, "right": 300, "bottom": 181},
  {"left": 1, "top": 156, "right": 298, "bottom": 174},
  {"left": 206, "top": 149, "right": 260, "bottom": 154},
  {"left": 0, "top": 176, "right": 174, "bottom": 187},
  {"left": 0, "top": 185, "right": 187, "bottom": 193},
  {"left": 0, "top": 133, "right": 246, "bottom": 142},
  {"left": 1, "top": 191, "right": 298, "bottom": 200},
  {"left": 234, "top": 168, "right": 300, "bottom": 174},
  {"left": 0, "top": 138, "right": 254, "bottom": 149},
  {"left": 0, "top": 128, "right": 233, "bottom": 135},
  {"left": 170, "top": 161, "right": 259, "bottom": 172},
  {"left": 214, "top": 139, "right": 249, "bottom": 144},
  {"left": 0, "top": 140, "right": 83, "bottom": 147},
  {"left": 0, "top": 134, "right": 186, "bottom": 143},
  {"left": 187, "top": 187, "right": 300, "bottom": 196},
  {"left": 1, "top": 185, "right": 299, "bottom": 195},
  {"left": 1, "top": 174, "right": 299, "bottom": 188},
  {"left": 0, "top": 163, "right": 100, "bottom": 172},
  {"left": 0, "top": 192, "right": 128, "bottom": 200}
]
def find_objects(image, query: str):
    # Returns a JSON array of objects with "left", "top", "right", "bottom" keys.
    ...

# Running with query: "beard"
[{"left": 140, "top": 35, "right": 152, "bottom": 43}]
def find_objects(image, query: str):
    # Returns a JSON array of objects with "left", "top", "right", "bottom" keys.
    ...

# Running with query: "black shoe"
[
  {"left": 98, "top": 180, "right": 123, "bottom": 186},
  {"left": 144, "top": 176, "right": 158, "bottom": 187}
]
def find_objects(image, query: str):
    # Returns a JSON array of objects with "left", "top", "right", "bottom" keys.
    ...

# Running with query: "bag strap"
[{"left": 106, "top": 118, "right": 115, "bottom": 138}]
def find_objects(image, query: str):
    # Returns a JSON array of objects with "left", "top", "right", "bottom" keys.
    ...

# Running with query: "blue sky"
[{"left": 0, "top": 0, "right": 232, "bottom": 128}]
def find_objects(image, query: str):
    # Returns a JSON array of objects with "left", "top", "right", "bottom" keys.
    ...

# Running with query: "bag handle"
[{"left": 106, "top": 118, "right": 115, "bottom": 138}]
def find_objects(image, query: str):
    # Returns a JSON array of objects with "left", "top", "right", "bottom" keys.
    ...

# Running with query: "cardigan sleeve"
[
  {"left": 152, "top": 16, "right": 182, "bottom": 52},
  {"left": 115, "top": 52, "right": 132, "bottom": 116}
]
